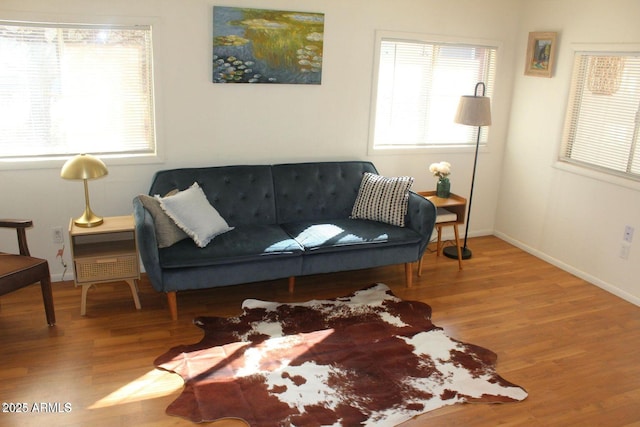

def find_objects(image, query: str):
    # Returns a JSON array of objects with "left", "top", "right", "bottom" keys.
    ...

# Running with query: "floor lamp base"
[{"left": 443, "top": 245, "right": 473, "bottom": 260}]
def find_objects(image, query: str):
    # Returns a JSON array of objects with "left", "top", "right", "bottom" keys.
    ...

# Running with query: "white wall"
[
  {"left": 0, "top": 0, "right": 521, "bottom": 281},
  {"left": 496, "top": 0, "right": 640, "bottom": 305}
]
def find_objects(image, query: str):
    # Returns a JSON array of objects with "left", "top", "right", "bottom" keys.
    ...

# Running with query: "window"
[
  {"left": 560, "top": 49, "right": 640, "bottom": 181},
  {"left": 370, "top": 32, "right": 497, "bottom": 151},
  {"left": 0, "top": 21, "right": 156, "bottom": 162}
]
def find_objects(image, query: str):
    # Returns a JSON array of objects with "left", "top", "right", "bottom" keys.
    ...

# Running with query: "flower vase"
[{"left": 436, "top": 177, "right": 450, "bottom": 198}]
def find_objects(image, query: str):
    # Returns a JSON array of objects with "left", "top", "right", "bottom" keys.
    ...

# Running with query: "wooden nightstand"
[
  {"left": 69, "top": 215, "right": 141, "bottom": 316},
  {"left": 418, "top": 191, "right": 467, "bottom": 272}
]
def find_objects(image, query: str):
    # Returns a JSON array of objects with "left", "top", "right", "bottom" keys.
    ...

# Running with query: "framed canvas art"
[
  {"left": 524, "top": 31, "right": 557, "bottom": 78},
  {"left": 212, "top": 6, "right": 324, "bottom": 84}
]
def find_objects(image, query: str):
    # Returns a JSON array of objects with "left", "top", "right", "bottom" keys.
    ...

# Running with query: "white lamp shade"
[{"left": 454, "top": 95, "right": 492, "bottom": 127}]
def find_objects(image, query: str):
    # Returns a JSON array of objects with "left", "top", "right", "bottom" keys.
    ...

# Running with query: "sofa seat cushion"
[
  {"left": 159, "top": 224, "right": 303, "bottom": 268},
  {"left": 281, "top": 219, "right": 422, "bottom": 253}
]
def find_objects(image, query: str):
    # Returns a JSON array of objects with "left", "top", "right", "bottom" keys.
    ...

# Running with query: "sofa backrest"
[
  {"left": 148, "top": 165, "right": 277, "bottom": 227},
  {"left": 147, "top": 161, "right": 378, "bottom": 227},
  {"left": 272, "top": 161, "right": 378, "bottom": 223}
]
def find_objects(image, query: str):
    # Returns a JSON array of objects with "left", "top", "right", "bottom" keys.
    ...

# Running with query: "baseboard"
[
  {"left": 434, "top": 227, "right": 492, "bottom": 242},
  {"left": 52, "top": 272, "right": 70, "bottom": 283},
  {"left": 494, "top": 231, "right": 640, "bottom": 307}
]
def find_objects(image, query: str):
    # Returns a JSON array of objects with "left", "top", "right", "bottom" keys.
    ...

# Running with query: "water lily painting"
[{"left": 212, "top": 6, "right": 324, "bottom": 84}]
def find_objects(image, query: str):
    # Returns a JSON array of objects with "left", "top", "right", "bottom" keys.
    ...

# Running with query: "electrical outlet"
[
  {"left": 623, "top": 225, "right": 634, "bottom": 243},
  {"left": 52, "top": 226, "right": 64, "bottom": 244},
  {"left": 619, "top": 243, "right": 630, "bottom": 260}
]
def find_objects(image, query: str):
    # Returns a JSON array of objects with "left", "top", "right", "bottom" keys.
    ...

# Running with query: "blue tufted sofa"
[{"left": 133, "top": 161, "right": 436, "bottom": 319}]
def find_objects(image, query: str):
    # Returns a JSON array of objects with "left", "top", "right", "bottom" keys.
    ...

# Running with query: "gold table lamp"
[{"left": 60, "top": 154, "right": 109, "bottom": 227}]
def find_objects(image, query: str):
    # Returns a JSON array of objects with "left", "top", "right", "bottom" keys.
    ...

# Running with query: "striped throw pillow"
[{"left": 350, "top": 173, "right": 414, "bottom": 227}]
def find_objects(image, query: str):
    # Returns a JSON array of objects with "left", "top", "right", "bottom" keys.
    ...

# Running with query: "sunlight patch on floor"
[{"left": 89, "top": 369, "right": 183, "bottom": 409}]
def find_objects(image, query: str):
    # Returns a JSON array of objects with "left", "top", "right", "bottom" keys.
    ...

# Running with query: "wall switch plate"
[
  {"left": 623, "top": 225, "right": 634, "bottom": 243},
  {"left": 52, "top": 226, "right": 64, "bottom": 244}
]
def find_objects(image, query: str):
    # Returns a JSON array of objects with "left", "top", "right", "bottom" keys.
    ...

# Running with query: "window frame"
[
  {"left": 0, "top": 14, "right": 165, "bottom": 171},
  {"left": 367, "top": 30, "right": 500, "bottom": 155},
  {"left": 556, "top": 43, "right": 640, "bottom": 190}
]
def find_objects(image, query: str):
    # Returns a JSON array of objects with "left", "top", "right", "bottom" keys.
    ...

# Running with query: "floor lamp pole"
[
  {"left": 443, "top": 127, "right": 480, "bottom": 260},
  {"left": 443, "top": 82, "right": 491, "bottom": 260},
  {"left": 461, "top": 126, "right": 481, "bottom": 258}
]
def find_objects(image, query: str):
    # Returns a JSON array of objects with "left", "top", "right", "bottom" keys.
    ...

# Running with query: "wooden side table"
[
  {"left": 69, "top": 215, "right": 141, "bottom": 316},
  {"left": 418, "top": 191, "right": 467, "bottom": 273}
]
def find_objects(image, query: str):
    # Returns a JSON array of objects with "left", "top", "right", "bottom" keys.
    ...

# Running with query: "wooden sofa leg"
[
  {"left": 288, "top": 276, "right": 295, "bottom": 293},
  {"left": 167, "top": 291, "right": 178, "bottom": 320},
  {"left": 405, "top": 263, "right": 413, "bottom": 288}
]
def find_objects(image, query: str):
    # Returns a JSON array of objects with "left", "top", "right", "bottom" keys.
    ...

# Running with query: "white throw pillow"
[
  {"left": 157, "top": 182, "right": 233, "bottom": 248},
  {"left": 350, "top": 172, "right": 414, "bottom": 227}
]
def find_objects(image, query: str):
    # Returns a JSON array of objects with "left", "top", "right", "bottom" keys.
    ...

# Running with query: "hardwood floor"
[{"left": 1, "top": 236, "right": 639, "bottom": 426}]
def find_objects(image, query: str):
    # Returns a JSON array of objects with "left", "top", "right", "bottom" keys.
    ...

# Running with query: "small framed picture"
[{"left": 524, "top": 31, "right": 557, "bottom": 78}]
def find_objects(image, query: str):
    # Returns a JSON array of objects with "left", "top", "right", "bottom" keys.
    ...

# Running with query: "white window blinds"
[
  {"left": 372, "top": 38, "right": 496, "bottom": 148},
  {"left": 0, "top": 21, "right": 156, "bottom": 160},
  {"left": 560, "top": 52, "right": 640, "bottom": 180}
]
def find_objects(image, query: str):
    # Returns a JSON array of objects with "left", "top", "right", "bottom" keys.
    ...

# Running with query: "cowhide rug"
[{"left": 154, "top": 284, "right": 527, "bottom": 426}]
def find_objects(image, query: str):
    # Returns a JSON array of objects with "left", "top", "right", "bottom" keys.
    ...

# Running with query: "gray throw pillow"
[{"left": 138, "top": 190, "right": 188, "bottom": 248}]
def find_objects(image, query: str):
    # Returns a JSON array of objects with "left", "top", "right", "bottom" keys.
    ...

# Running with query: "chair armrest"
[
  {"left": 0, "top": 219, "right": 33, "bottom": 256},
  {"left": 132, "top": 197, "right": 163, "bottom": 291},
  {"left": 0, "top": 219, "right": 33, "bottom": 229},
  {"left": 405, "top": 192, "right": 437, "bottom": 257}
]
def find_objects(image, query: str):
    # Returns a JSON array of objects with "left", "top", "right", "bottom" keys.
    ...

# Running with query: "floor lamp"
[{"left": 443, "top": 82, "right": 492, "bottom": 260}]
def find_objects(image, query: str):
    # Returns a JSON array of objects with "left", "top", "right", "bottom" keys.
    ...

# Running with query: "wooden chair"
[{"left": 0, "top": 219, "right": 56, "bottom": 326}]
